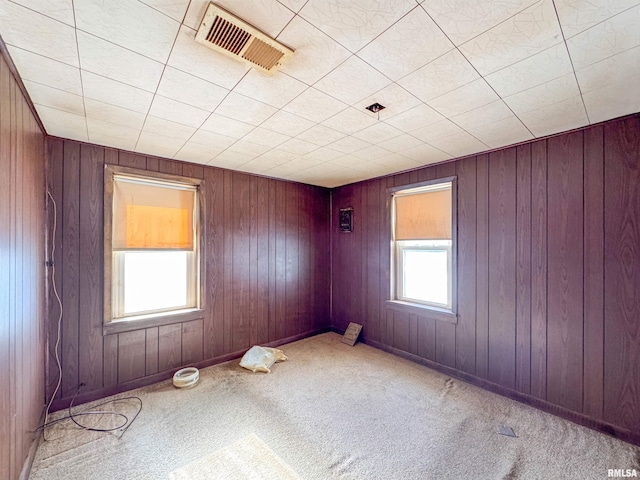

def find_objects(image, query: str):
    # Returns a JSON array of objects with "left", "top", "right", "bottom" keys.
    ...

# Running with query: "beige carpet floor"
[{"left": 30, "top": 333, "right": 640, "bottom": 479}]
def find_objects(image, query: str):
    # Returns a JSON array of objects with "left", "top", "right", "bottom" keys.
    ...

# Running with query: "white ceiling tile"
[
  {"left": 45, "top": 123, "right": 89, "bottom": 142},
  {"left": 277, "top": 16, "right": 352, "bottom": 85},
  {"left": 74, "top": 0, "right": 179, "bottom": 63},
  {"left": 168, "top": 26, "right": 250, "bottom": 90},
  {"left": 296, "top": 125, "right": 346, "bottom": 146},
  {"left": 576, "top": 45, "right": 640, "bottom": 94},
  {"left": 36, "top": 104, "right": 87, "bottom": 134},
  {"left": 136, "top": 130, "right": 184, "bottom": 158},
  {"left": 451, "top": 100, "right": 514, "bottom": 131},
  {"left": 227, "top": 140, "right": 272, "bottom": 158},
  {"left": 81, "top": 71, "right": 154, "bottom": 114},
  {"left": 143, "top": 116, "right": 196, "bottom": 141},
  {"left": 351, "top": 144, "right": 393, "bottom": 160},
  {"left": 397, "top": 143, "right": 451, "bottom": 163},
  {"left": 265, "top": 158, "right": 319, "bottom": 175},
  {"left": 465, "top": 115, "right": 533, "bottom": 148},
  {"left": 459, "top": 0, "right": 563, "bottom": 76},
  {"left": 242, "top": 127, "right": 291, "bottom": 148},
  {"left": 504, "top": 73, "right": 581, "bottom": 114},
  {"left": 352, "top": 122, "right": 403, "bottom": 144},
  {"left": 8, "top": 47, "right": 82, "bottom": 95},
  {"left": 200, "top": 114, "right": 255, "bottom": 138},
  {"left": 327, "top": 155, "right": 370, "bottom": 168},
  {"left": 233, "top": 70, "right": 308, "bottom": 108},
  {"left": 555, "top": 0, "right": 640, "bottom": 38},
  {"left": 517, "top": 95, "right": 589, "bottom": 136},
  {"left": 411, "top": 119, "right": 465, "bottom": 143},
  {"left": 175, "top": 140, "right": 222, "bottom": 163},
  {"left": 211, "top": 149, "right": 255, "bottom": 167},
  {"left": 157, "top": 67, "right": 229, "bottom": 110},
  {"left": 252, "top": 149, "right": 300, "bottom": 169},
  {"left": 422, "top": 0, "right": 539, "bottom": 46},
  {"left": 357, "top": 7, "right": 454, "bottom": 80},
  {"left": 260, "top": 110, "right": 315, "bottom": 136},
  {"left": 84, "top": 99, "right": 147, "bottom": 129},
  {"left": 567, "top": 5, "right": 640, "bottom": 70},
  {"left": 190, "top": 129, "right": 237, "bottom": 149},
  {"left": 0, "top": 1, "right": 79, "bottom": 66},
  {"left": 370, "top": 154, "right": 423, "bottom": 171},
  {"left": 397, "top": 49, "right": 479, "bottom": 102},
  {"left": 77, "top": 31, "right": 164, "bottom": 92},
  {"left": 278, "top": 138, "right": 320, "bottom": 155},
  {"left": 299, "top": 0, "right": 417, "bottom": 52},
  {"left": 214, "top": 93, "right": 278, "bottom": 126},
  {"left": 277, "top": 0, "right": 307, "bottom": 13},
  {"left": 583, "top": 79, "right": 640, "bottom": 124},
  {"left": 139, "top": 0, "right": 191, "bottom": 22},
  {"left": 313, "top": 56, "right": 391, "bottom": 105},
  {"left": 428, "top": 79, "right": 499, "bottom": 117},
  {"left": 355, "top": 83, "right": 421, "bottom": 121},
  {"left": 149, "top": 95, "right": 211, "bottom": 128},
  {"left": 377, "top": 133, "right": 423, "bottom": 151},
  {"left": 86, "top": 117, "right": 141, "bottom": 144},
  {"left": 283, "top": 87, "right": 347, "bottom": 122},
  {"left": 184, "top": 0, "right": 295, "bottom": 37},
  {"left": 426, "top": 131, "right": 488, "bottom": 158},
  {"left": 321, "top": 107, "right": 377, "bottom": 135},
  {"left": 484, "top": 43, "right": 574, "bottom": 97},
  {"left": 24, "top": 81, "right": 85, "bottom": 116},
  {"left": 10, "top": 0, "right": 75, "bottom": 26},
  {"left": 304, "top": 147, "right": 345, "bottom": 162},
  {"left": 384, "top": 103, "right": 445, "bottom": 133},
  {"left": 328, "top": 136, "right": 370, "bottom": 154},
  {"left": 88, "top": 130, "right": 137, "bottom": 151}
]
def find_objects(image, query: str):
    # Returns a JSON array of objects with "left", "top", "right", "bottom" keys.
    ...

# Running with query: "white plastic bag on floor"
[{"left": 239, "top": 346, "right": 288, "bottom": 373}]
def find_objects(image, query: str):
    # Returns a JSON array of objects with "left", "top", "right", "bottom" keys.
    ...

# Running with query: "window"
[
  {"left": 391, "top": 179, "right": 455, "bottom": 313},
  {"left": 104, "top": 167, "right": 202, "bottom": 326}
]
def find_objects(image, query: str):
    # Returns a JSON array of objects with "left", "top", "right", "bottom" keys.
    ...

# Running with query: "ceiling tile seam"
[
  {"left": 549, "top": 0, "right": 591, "bottom": 125},
  {"left": 70, "top": 0, "right": 89, "bottom": 142},
  {"left": 416, "top": 3, "right": 536, "bottom": 140},
  {"left": 389, "top": 46, "right": 457, "bottom": 87},
  {"left": 133, "top": 11, "right": 189, "bottom": 152},
  {"left": 573, "top": 43, "right": 640, "bottom": 88},
  {"left": 349, "top": 4, "right": 422, "bottom": 55},
  {"left": 136, "top": 0, "right": 187, "bottom": 23},
  {"left": 562, "top": 2, "right": 640, "bottom": 41}
]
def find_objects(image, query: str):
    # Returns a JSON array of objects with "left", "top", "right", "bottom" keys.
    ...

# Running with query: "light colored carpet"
[
  {"left": 30, "top": 333, "right": 640, "bottom": 479},
  {"left": 168, "top": 433, "right": 301, "bottom": 480}
]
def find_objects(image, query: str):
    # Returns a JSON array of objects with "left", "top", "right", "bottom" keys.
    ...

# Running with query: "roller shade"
[
  {"left": 113, "top": 176, "right": 196, "bottom": 250},
  {"left": 394, "top": 185, "right": 451, "bottom": 241}
]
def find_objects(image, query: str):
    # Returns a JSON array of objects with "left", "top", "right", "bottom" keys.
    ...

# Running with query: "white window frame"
[
  {"left": 104, "top": 165, "right": 205, "bottom": 333},
  {"left": 389, "top": 177, "right": 457, "bottom": 317}
]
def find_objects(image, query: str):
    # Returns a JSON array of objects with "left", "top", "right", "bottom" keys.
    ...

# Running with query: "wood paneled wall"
[
  {"left": 331, "top": 115, "right": 640, "bottom": 442},
  {"left": 0, "top": 54, "right": 46, "bottom": 479},
  {"left": 46, "top": 139, "right": 330, "bottom": 408}
]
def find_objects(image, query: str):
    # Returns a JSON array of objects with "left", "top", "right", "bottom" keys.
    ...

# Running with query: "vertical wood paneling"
[
  {"left": 158, "top": 324, "right": 182, "bottom": 372},
  {"left": 222, "top": 170, "right": 233, "bottom": 353},
  {"left": 78, "top": 144, "right": 103, "bottom": 391},
  {"left": 298, "top": 185, "right": 311, "bottom": 335},
  {"left": 256, "top": 177, "right": 270, "bottom": 344},
  {"left": 530, "top": 140, "right": 548, "bottom": 400},
  {"left": 365, "top": 180, "right": 381, "bottom": 342},
  {"left": 268, "top": 180, "right": 277, "bottom": 341},
  {"left": 456, "top": 157, "right": 477, "bottom": 374},
  {"left": 249, "top": 177, "right": 258, "bottom": 345},
  {"left": 275, "top": 182, "right": 286, "bottom": 340},
  {"left": 103, "top": 335, "right": 118, "bottom": 388},
  {"left": 475, "top": 154, "right": 490, "bottom": 379},
  {"left": 61, "top": 142, "right": 80, "bottom": 398},
  {"left": 231, "top": 173, "right": 250, "bottom": 352},
  {"left": 583, "top": 125, "right": 604, "bottom": 420},
  {"left": 118, "top": 152, "right": 146, "bottom": 169},
  {"left": 516, "top": 144, "right": 532, "bottom": 394},
  {"left": 118, "top": 330, "right": 146, "bottom": 383},
  {"left": 145, "top": 327, "right": 159, "bottom": 376},
  {"left": 547, "top": 132, "right": 584, "bottom": 412},
  {"left": 182, "top": 319, "right": 204, "bottom": 365},
  {"left": 603, "top": 116, "right": 640, "bottom": 433}
]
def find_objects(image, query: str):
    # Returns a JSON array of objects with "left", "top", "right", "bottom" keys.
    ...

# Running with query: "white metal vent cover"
[{"left": 195, "top": 3, "right": 294, "bottom": 75}]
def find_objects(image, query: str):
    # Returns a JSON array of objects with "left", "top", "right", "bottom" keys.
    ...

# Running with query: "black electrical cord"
[{"left": 36, "top": 384, "right": 143, "bottom": 438}]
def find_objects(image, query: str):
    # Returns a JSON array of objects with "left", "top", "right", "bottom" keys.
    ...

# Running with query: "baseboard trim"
[
  {"left": 50, "top": 327, "right": 331, "bottom": 412},
  {"left": 357, "top": 335, "right": 640, "bottom": 447}
]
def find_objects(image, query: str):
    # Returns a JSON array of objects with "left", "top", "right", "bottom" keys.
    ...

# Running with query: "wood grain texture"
[
  {"left": 516, "top": 144, "right": 531, "bottom": 395},
  {"left": 475, "top": 154, "right": 490, "bottom": 379},
  {"left": 118, "top": 330, "right": 146, "bottom": 383},
  {"left": 158, "top": 324, "right": 182, "bottom": 372},
  {"left": 145, "top": 327, "right": 159, "bottom": 376},
  {"left": 583, "top": 125, "right": 604, "bottom": 420},
  {"left": 181, "top": 319, "right": 204, "bottom": 365},
  {"left": 547, "top": 132, "right": 584, "bottom": 412},
  {"left": 603, "top": 116, "right": 640, "bottom": 433}
]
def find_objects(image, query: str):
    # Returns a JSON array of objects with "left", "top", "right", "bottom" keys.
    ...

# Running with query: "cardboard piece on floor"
[
  {"left": 341, "top": 323, "right": 362, "bottom": 346},
  {"left": 497, "top": 425, "right": 517, "bottom": 437}
]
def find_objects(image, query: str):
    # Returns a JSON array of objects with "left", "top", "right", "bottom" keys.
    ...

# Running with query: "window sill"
[
  {"left": 103, "top": 308, "right": 205, "bottom": 335},
  {"left": 386, "top": 300, "right": 457, "bottom": 324}
]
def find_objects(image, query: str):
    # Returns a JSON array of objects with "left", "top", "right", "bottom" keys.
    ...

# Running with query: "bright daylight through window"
[
  {"left": 392, "top": 180, "right": 454, "bottom": 311},
  {"left": 107, "top": 171, "right": 200, "bottom": 321}
]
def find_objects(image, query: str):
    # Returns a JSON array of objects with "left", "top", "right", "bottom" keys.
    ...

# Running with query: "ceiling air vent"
[{"left": 195, "top": 3, "right": 294, "bottom": 75}]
